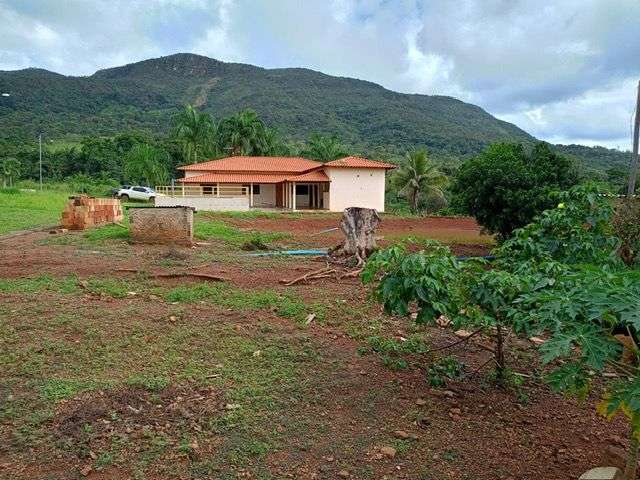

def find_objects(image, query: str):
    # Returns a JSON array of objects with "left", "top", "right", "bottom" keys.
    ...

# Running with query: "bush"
[
  {"left": 613, "top": 197, "right": 640, "bottom": 266},
  {"left": 451, "top": 142, "right": 578, "bottom": 240}
]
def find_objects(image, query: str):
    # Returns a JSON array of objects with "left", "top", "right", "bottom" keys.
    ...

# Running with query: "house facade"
[{"left": 156, "top": 156, "right": 395, "bottom": 212}]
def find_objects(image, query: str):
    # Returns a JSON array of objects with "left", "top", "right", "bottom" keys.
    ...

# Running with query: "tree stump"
[{"left": 329, "top": 207, "right": 381, "bottom": 265}]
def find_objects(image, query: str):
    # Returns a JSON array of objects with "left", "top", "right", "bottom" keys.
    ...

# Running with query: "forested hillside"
[{"left": 0, "top": 53, "right": 630, "bottom": 171}]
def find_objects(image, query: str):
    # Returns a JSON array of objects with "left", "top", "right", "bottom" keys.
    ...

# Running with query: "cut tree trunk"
[{"left": 329, "top": 207, "right": 381, "bottom": 265}]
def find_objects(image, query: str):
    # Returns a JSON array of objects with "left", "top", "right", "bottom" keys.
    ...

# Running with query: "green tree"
[
  {"left": 124, "top": 144, "right": 169, "bottom": 187},
  {"left": 217, "top": 109, "right": 270, "bottom": 156},
  {"left": 173, "top": 104, "right": 215, "bottom": 163},
  {"left": 451, "top": 142, "right": 578, "bottom": 239},
  {"left": 392, "top": 149, "right": 447, "bottom": 213},
  {"left": 1, "top": 157, "right": 21, "bottom": 187},
  {"left": 302, "top": 134, "right": 348, "bottom": 161}
]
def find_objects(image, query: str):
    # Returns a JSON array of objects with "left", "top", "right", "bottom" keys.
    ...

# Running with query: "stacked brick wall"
[
  {"left": 61, "top": 196, "right": 123, "bottom": 230},
  {"left": 129, "top": 207, "right": 194, "bottom": 245}
]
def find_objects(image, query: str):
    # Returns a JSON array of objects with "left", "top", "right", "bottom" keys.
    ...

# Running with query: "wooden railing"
[{"left": 155, "top": 185, "right": 249, "bottom": 197}]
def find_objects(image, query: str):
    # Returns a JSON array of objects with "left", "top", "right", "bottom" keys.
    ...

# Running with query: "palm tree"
[
  {"left": 303, "top": 134, "right": 348, "bottom": 161},
  {"left": 392, "top": 149, "right": 447, "bottom": 213},
  {"left": 1, "top": 157, "right": 21, "bottom": 188},
  {"left": 217, "top": 109, "right": 269, "bottom": 156},
  {"left": 173, "top": 105, "right": 215, "bottom": 163},
  {"left": 124, "top": 144, "right": 169, "bottom": 188}
]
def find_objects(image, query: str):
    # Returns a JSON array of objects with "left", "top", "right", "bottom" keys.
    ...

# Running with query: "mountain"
[{"left": 0, "top": 53, "right": 629, "bottom": 171}]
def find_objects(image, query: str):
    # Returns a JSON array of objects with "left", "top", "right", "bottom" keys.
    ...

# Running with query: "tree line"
[{"left": 0, "top": 104, "right": 611, "bottom": 220}]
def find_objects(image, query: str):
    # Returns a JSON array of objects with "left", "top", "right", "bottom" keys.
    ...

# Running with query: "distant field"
[{"left": 0, "top": 189, "right": 71, "bottom": 234}]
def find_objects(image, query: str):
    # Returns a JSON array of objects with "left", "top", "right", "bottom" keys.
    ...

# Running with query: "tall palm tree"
[
  {"left": 217, "top": 109, "right": 268, "bottom": 156},
  {"left": 1, "top": 157, "right": 21, "bottom": 188},
  {"left": 303, "top": 134, "right": 348, "bottom": 161},
  {"left": 124, "top": 144, "right": 169, "bottom": 188},
  {"left": 392, "top": 149, "right": 447, "bottom": 213},
  {"left": 173, "top": 105, "right": 215, "bottom": 163}
]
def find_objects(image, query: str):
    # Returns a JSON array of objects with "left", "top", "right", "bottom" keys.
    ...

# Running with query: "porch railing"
[{"left": 156, "top": 185, "right": 249, "bottom": 197}]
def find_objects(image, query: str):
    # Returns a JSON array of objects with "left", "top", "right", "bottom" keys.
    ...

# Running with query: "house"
[{"left": 155, "top": 156, "right": 396, "bottom": 212}]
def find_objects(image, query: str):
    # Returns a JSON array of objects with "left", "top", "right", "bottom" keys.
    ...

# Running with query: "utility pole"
[
  {"left": 38, "top": 133, "right": 43, "bottom": 191},
  {"left": 628, "top": 80, "right": 640, "bottom": 196}
]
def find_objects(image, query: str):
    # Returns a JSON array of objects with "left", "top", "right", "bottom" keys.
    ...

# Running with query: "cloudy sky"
[{"left": 1, "top": 0, "right": 639, "bottom": 149}]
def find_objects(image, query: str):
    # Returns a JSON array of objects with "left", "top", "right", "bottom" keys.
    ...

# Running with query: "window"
[
  {"left": 296, "top": 185, "right": 309, "bottom": 195},
  {"left": 252, "top": 184, "right": 261, "bottom": 195},
  {"left": 133, "top": 187, "right": 146, "bottom": 192},
  {"left": 203, "top": 185, "right": 213, "bottom": 195}
]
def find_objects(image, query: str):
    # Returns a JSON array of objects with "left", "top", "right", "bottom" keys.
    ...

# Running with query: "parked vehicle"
[{"left": 116, "top": 186, "right": 155, "bottom": 201}]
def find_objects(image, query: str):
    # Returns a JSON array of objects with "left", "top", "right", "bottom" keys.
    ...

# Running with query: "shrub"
[
  {"left": 451, "top": 142, "right": 578, "bottom": 240},
  {"left": 613, "top": 197, "right": 640, "bottom": 266}
]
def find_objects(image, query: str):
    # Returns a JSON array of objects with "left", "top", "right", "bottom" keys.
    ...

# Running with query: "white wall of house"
[
  {"left": 183, "top": 170, "right": 205, "bottom": 178},
  {"left": 155, "top": 195, "right": 249, "bottom": 211},
  {"left": 324, "top": 167, "right": 386, "bottom": 212},
  {"left": 252, "top": 184, "right": 276, "bottom": 207}
]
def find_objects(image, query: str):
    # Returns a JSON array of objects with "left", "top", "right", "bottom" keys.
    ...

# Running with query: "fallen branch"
[
  {"left": 280, "top": 266, "right": 336, "bottom": 286},
  {"left": 115, "top": 268, "right": 226, "bottom": 282},
  {"left": 424, "top": 328, "right": 484, "bottom": 354}
]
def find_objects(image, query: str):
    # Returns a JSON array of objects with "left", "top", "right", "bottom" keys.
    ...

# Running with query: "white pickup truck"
[{"left": 115, "top": 186, "right": 156, "bottom": 201}]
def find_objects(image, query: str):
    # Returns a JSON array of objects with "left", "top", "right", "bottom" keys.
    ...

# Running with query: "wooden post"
[{"left": 628, "top": 80, "right": 640, "bottom": 196}]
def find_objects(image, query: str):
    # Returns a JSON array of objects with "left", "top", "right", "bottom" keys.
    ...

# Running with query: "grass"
[
  {"left": 0, "top": 188, "right": 71, "bottom": 234},
  {"left": 194, "top": 219, "right": 290, "bottom": 246}
]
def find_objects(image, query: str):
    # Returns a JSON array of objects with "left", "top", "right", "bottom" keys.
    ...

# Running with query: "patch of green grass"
[
  {"left": 84, "top": 223, "right": 130, "bottom": 242},
  {"left": 194, "top": 220, "right": 289, "bottom": 246},
  {"left": 38, "top": 378, "right": 104, "bottom": 402},
  {"left": 0, "top": 274, "right": 78, "bottom": 294},
  {"left": 164, "top": 282, "right": 312, "bottom": 322},
  {"left": 126, "top": 373, "right": 170, "bottom": 392},
  {"left": 0, "top": 188, "right": 71, "bottom": 234},
  {"left": 85, "top": 277, "right": 138, "bottom": 298}
]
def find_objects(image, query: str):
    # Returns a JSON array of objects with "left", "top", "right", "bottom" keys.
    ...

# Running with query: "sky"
[{"left": 1, "top": 0, "right": 639, "bottom": 150}]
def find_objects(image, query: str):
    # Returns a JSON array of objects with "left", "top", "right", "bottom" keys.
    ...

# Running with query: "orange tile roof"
[
  {"left": 286, "top": 170, "right": 330, "bottom": 182},
  {"left": 179, "top": 156, "right": 323, "bottom": 173},
  {"left": 323, "top": 156, "right": 396, "bottom": 169},
  {"left": 179, "top": 173, "right": 289, "bottom": 184}
]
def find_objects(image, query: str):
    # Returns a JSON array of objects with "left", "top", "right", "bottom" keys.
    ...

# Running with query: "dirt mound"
[{"left": 53, "top": 384, "right": 223, "bottom": 449}]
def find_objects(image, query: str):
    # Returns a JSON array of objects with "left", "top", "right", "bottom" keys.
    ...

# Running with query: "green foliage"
[
  {"left": 498, "top": 183, "right": 620, "bottom": 266},
  {"left": 452, "top": 142, "right": 578, "bottom": 239},
  {"left": 613, "top": 198, "right": 640, "bottom": 266},
  {"left": 124, "top": 144, "right": 169, "bottom": 187},
  {"left": 194, "top": 220, "right": 289, "bottom": 246},
  {"left": 1, "top": 156, "right": 21, "bottom": 187},
  {"left": 391, "top": 149, "right": 447, "bottom": 213},
  {"left": 426, "top": 356, "right": 465, "bottom": 387},
  {"left": 301, "top": 133, "right": 348, "bottom": 161},
  {"left": 172, "top": 104, "right": 216, "bottom": 164}
]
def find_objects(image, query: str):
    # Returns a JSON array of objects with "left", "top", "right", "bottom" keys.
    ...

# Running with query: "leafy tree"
[
  {"left": 392, "top": 149, "right": 447, "bottom": 213},
  {"left": 451, "top": 142, "right": 578, "bottom": 239},
  {"left": 124, "top": 144, "right": 169, "bottom": 187},
  {"left": 302, "top": 134, "right": 348, "bottom": 161},
  {"left": 173, "top": 104, "right": 215, "bottom": 163},
  {"left": 1, "top": 157, "right": 21, "bottom": 187},
  {"left": 216, "top": 109, "right": 269, "bottom": 156}
]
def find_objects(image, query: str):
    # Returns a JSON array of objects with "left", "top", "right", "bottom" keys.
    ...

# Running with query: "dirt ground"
[{"left": 0, "top": 215, "right": 629, "bottom": 480}]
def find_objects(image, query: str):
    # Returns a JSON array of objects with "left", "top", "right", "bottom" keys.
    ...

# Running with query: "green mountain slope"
[{"left": 0, "top": 53, "right": 629, "bottom": 170}]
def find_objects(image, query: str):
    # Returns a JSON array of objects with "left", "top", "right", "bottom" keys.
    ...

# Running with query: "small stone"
[
  {"left": 88, "top": 450, "right": 97, "bottom": 460},
  {"left": 529, "top": 336, "right": 545, "bottom": 345},
  {"left": 394, "top": 430, "right": 410, "bottom": 439},
  {"left": 225, "top": 403, "right": 241, "bottom": 410},
  {"left": 415, "top": 398, "right": 427, "bottom": 406},
  {"left": 449, "top": 408, "right": 462, "bottom": 416},
  {"left": 380, "top": 446, "right": 396, "bottom": 458},
  {"left": 80, "top": 465, "right": 92, "bottom": 477},
  {"left": 253, "top": 350, "right": 262, "bottom": 357},
  {"left": 601, "top": 445, "right": 627, "bottom": 469},
  {"left": 443, "top": 390, "right": 456, "bottom": 398},
  {"left": 454, "top": 329, "right": 472, "bottom": 338},
  {"left": 578, "top": 467, "right": 623, "bottom": 480},
  {"left": 169, "top": 315, "right": 177, "bottom": 322},
  {"left": 338, "top": 470, "right": 350, "bottom": 478}
]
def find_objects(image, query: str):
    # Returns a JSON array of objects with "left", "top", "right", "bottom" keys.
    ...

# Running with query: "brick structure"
[
  {"left": 61, "top": 196, "right": 123, "bottom": 230},
  {"left": 129, "top": 207, "right": 194, "bottom": 245}
]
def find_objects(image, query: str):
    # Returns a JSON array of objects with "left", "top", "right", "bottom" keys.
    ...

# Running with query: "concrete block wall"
[
  {"left": 129, "top": 207, "right": 194, "bottom": 245},
  {"left": 154, "top": 195, "right": 250, "bottom": 211}
]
